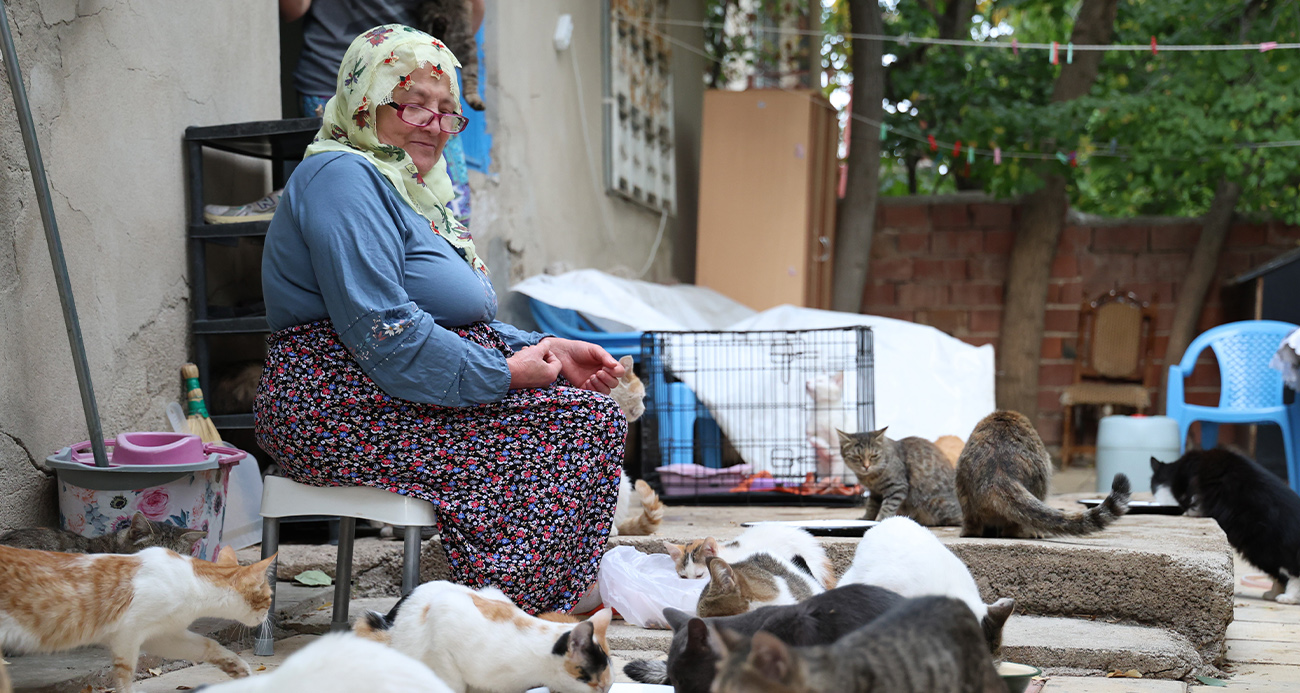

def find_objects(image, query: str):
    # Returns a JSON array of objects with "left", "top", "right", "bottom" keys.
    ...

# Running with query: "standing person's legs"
[
  {"left": 299, "top": 93, "right": 331, "bottom": 118},
  {"left": 443, "top": 134, "right": 472, "bottom": 227}
]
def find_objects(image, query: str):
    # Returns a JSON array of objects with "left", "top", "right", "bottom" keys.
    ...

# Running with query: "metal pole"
[{"left": 0, "top": 0, "right": 108, "bottom": 467}]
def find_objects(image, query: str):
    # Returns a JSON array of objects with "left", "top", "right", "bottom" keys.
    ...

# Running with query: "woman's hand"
[
  {"left": 540, "top": 338, "right": 625, "bottom": 394},
  {"left": 507, "top": 344, "right": 562, "bottom": 389}
]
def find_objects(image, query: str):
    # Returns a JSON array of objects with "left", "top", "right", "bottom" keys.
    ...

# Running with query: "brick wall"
[{"left": 863, "top": 195, "right": 1300, "bottom": 450}]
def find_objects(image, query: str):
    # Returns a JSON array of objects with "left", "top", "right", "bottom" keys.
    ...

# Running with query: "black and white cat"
[{"left": 1151, "top": 448, "right": 1300, "bottom": 604}]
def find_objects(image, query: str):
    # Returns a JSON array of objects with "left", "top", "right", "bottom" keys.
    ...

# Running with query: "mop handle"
[{"left": 0, "top": 1, "right": 108, "bottom": 467}]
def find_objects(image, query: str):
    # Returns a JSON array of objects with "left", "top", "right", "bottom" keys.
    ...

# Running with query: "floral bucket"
[{"left": 48, "top": 433, "right": 245, "bottom": 561}]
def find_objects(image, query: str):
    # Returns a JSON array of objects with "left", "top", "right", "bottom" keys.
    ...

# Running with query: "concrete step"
[
  {"left": 606, "top": 614, "right": 1206, "bottom": 680},
  {"left": 609, "top": 501, "right": 1234, "bottom": 672},
  {"left": 1003, "top": 616, "right": 1202, "bottom": 680}
]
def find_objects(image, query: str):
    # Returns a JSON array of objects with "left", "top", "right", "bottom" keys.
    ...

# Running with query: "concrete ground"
[{"left": 9, "top": 466, "right": 1300, "bottom": 691}]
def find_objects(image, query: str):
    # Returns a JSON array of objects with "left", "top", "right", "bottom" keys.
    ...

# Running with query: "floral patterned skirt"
[{"left": 253, "top": 320, "right": 625, "bottom": 614}]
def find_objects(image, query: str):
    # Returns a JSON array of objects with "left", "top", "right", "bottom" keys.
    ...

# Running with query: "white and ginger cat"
[
  {"left": 0, "top": 544, "right": 275, "bottom": 693},
  {"left": 355, "top": 581, "right": 614, "bottom": 693},
  {"left": 664, "top": 523, "right": 836, "bottom": 590},
  {"left": 806, "top": 371, "right": 854, "bottom": 481},
  {"left": 841, "top": 517, "right": 1015, "bottom": 654},
  {"left": 197, "top": 632, "right": 453, "bottom": 693},
  {"left": 609, "top": 354, "right": 663, "bottom": 537}
]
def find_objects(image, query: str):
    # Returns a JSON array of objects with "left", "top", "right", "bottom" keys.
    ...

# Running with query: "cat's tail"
[
  {"left": 1003, "top": 473, "right": 1131, "bottom": 537},
  {"left": 616, "top": 480, "right": 664, "bottom": 536},
  {"left": 624, "top": 659, "right": 669, "bottom": 685},
  {"left": 352, "top": 610, "right": 394, "bottom": 645}
]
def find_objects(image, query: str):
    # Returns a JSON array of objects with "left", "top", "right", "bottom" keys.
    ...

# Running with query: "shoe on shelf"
[{"left": 203, "top": 189, "right": 283, "bottom": 224}]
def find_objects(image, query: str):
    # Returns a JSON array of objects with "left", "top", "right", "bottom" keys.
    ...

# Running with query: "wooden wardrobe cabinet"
[{"left": 695, "top": 89, "right": 840, "bottom": 311}]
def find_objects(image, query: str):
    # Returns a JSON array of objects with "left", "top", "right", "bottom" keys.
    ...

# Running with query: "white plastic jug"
[{"left": 1095, "top": 415, "right": 1181, "bottom": 494}]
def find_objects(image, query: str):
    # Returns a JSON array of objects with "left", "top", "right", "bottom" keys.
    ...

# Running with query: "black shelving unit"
[{"left": 184, "top": 117, "right": 320, "bottom": 427}]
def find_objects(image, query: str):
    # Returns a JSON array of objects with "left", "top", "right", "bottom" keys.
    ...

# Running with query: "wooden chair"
[{"left": 1059, "top": 290, "right": 1157, "bottom": 467}]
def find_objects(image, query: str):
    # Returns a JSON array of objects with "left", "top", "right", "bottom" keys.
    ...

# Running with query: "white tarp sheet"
[{"left": 511, "top": 271, "right": 996, "bottom": 469}]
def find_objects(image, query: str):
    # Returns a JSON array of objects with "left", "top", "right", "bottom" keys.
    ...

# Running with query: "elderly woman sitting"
[{"left": 255, "top": 25, "right": 626, "bottom": 614}]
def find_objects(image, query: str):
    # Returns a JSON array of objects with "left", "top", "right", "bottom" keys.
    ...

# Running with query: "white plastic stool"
[{"left": 253, "top": 475, "right": 439, "bottom": 655}]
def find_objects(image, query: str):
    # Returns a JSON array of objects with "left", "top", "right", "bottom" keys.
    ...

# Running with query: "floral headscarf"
[{"left": 305, "top": 24, "right": 486, "bottom": 273}]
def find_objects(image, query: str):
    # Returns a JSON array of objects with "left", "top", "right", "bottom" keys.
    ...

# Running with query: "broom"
[{"left": 181, "top": 363, "right": 221, "bottom": 443}]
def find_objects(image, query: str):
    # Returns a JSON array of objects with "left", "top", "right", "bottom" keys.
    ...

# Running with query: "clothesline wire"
[
  {"left": 634, "top": 15, "right": 1300, "bottom": 52},
  {"left": 623, "top": 13, "right": 1300, "bottom": 163}
]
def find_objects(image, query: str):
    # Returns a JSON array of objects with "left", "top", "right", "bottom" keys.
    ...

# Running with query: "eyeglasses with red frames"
[{"left": 385, "top": 102, "right": 469, "bottom": 134}]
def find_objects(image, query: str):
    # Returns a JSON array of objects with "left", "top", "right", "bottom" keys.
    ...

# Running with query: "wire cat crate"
[{"left": 640, "top": 326, "right": 874, "bottom": 504}]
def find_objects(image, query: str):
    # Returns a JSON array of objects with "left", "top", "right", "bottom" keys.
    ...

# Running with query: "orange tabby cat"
[
  {"left": 0, "top": 545, "right": 275, "bottom": 693},
  {"left": 933, "top": 435, "right": 964, "bottom": 468}
]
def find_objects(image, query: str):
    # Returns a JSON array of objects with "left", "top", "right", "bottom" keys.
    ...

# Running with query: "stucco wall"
[
  {"left": 476, "top": 0, "right": 704, "bottom": 320},
  {"left": 0, "top": 1, "right": 280, "bottom": 531}
]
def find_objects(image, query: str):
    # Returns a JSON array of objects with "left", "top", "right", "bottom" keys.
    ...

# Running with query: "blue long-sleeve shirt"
[{"left": 262, "top": 151, "right": 546, "bottom": 406}]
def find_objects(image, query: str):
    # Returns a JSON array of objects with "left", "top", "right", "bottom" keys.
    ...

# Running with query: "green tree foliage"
[
  {"left": 1075, "top": 0, "right": 1300, "bottom": 223},
  {"left": 711, "top": 1, "right": 1300, "bottom": 220}
]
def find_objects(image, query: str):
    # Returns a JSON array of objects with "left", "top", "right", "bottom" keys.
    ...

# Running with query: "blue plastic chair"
[
  {"left": 1166, "top": 319, "right": 1300, "bottom": 489},
  {"left": 527, "top": 298, "right": 723, "bottom": 468}
]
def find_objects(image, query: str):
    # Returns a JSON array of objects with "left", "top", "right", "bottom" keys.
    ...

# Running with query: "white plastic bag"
[{"left": 597, "top": 546, "right": 709, "bottom": 629}]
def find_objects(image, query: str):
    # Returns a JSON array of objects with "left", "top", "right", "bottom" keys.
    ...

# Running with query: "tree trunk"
[
  {"left": 999, "top": 176, "right": 1069, "bottom": 413},
  {"left": 996, "top": 0, "right": 1119, "bottom": 417},
  {"left": 936, "top": 0, "right": 975, "bottom": 43},
  {"left": 1157, "top": 178, "right": 1242, "bottom": 412},
  {"left": 830, "top": 0, "right": 884, "bottom": 312}
]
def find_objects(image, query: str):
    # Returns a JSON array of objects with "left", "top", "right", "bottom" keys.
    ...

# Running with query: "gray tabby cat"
[
  {"left": 837, "top": 428, "right": 962, "bottom": 526},
  {"left": 711, "top": 596, "right": 1005, "bottom": 693},
  {"left": 625, "top": 584, "right": 904, "bottom": 693},
  {"left": 957, "top": 410, "right": 1130, "bottom": 538},
  {"left": 0, "top": 512, "right": 207, "bottom": 555}
]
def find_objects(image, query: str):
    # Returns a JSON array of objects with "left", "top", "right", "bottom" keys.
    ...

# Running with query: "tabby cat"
[
  {"left": 710, "top": 596, "right": 1005, "bottom": 693},
  {"left": 957, "top": 410, "right": 1130, "bottom": 538},
  {"left": 624, "top": 584, "right": 904, "bottom": 693},
  {"left": 355, "top": 581, "right": 613, "bottom": 693},
  {"left": 0, "top": 512, "right": 206, "bottom": 555},
  {"left": 695, "top": 554, "right": 825, "bottom": 618},
  {"left": 0, "top": 545, "right": 275, "bottom": 693},
  {"left": 1151, "top": 448, "right": 1300, "bottom": 604},
  {"left": 417, "top": 0, "right": 484, "bottom": 110},
  {"left": 837, "top": 427, "right": 963, "bottom": 525}
]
